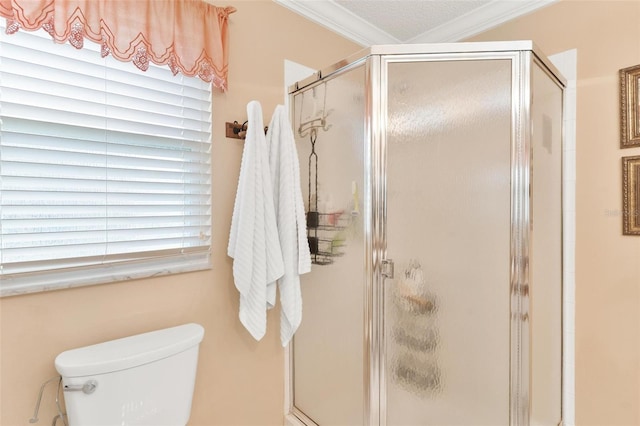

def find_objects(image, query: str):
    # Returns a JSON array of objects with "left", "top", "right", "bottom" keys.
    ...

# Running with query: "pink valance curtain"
[{"left": 0, "top": 0, "right": 236, "bottom": 90}]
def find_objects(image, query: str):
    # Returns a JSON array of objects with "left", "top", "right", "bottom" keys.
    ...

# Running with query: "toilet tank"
[{"left": 55, "top": 323, "right": 204, "bottom": 426}]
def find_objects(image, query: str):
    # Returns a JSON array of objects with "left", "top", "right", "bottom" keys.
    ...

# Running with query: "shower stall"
[{"left": 287, "top": 42, "right": 564, "bottom": 426}]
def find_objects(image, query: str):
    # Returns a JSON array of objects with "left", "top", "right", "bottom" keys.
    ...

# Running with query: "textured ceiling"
[
  {"left": 275, "top": 0, "right": 557, "bottom": 46},
  {"left": 334, "top": 0, "right": 488, "bottom": 42}
]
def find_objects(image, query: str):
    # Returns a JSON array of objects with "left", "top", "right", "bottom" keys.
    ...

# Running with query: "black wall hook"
[{"left": 225, "top": 120, "right": 268, "bottom": 140}]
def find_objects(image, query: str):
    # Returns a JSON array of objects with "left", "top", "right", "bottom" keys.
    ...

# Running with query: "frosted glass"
[
  {"left": 292, "top": 65, "right": 366, "bottom": 425},
  {"left": 530, "top": 63, "right": 563, "bottom": 426},
  {"left": 384, "top": 59, "right": 512, "bottom": 425}
]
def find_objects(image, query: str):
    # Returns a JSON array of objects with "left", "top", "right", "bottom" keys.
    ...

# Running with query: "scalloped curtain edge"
[{"left": 0, "top": 0, "right": 235, "bottom": 90}]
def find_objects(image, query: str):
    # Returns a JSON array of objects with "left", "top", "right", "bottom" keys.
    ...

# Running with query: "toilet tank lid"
[{"left": 55, "top": 323, "right": 204, "bottom": 378}]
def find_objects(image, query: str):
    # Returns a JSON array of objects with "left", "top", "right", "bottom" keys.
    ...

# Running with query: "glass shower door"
[
  {"left": 292, "top": 63, "right": 367, "bottom": 425},
  {"left": 383, "top": 57, "right": 514, "bottom": 425}
]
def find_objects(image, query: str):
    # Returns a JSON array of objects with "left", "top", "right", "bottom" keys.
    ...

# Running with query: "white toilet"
[{"left": 54, "top": 323, "right": 204, "bottom": 426}]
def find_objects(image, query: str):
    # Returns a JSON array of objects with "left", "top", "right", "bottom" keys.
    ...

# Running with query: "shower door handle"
[{"left": 381, "top": 259, "right": 394, "bottom": 279}]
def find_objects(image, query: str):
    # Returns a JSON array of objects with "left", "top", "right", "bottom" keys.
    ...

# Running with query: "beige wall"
[
  {"left": 5, "top": 1, "right": 640, "bottom": 425},
  {"left": 0, "top": 2, "right": 359, "bottom": 425},
  {"left": 470, "top": 1, "right": 640, "bottom": 425}
]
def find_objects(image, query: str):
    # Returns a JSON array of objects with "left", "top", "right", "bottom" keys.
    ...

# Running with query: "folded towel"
[
  {"left": 267, "top": 105, "right": 312, "bottom": 346},
  {"left": 228, "top": 101, "right": 284, "bottom": 341}
]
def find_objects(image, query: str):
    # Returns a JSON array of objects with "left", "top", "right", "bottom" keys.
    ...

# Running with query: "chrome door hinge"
[{"left": 381, "top": 259, "right": 394, "bottom": 279}]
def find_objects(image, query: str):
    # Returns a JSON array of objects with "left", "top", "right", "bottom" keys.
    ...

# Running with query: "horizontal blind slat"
[
  {"left": 2, "top": 238, "right": 209, "bottom": 265},
  {"left": 2, "top": 177, "right": 210, "bottom": 196},
  {"left": 1, "top": 33, "right": 211, "bottom": 90},
  {"left": 1, "top": 190, "right": 209, "bottom": 205},
  {"left": 2, "top": 225, "right": 207, "bottom": 243},
  {"left": 0, "top": 216, "right": 210, "bottom": 234},
  {"left": 0, "top": 24, "right": 212, "bottom": 283},
  {"left": 2, "top": 123, "right": 211, "bottom": 155},
  {"left": 1, "top": 247, "right": 209, "bottom": 277},
  {"left": 1, "top": 96, "right": 209, "bottom": 133},
  {"left": 2, "top": 71, "right": 210, "bottom": 119},
  {"left": 1, "top": 205, "right": 210, "bottom": 219}
]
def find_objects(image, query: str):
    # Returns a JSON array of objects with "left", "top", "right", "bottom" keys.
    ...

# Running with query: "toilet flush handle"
[{"left": 64, "top": 380, "right": 97, "bottom": 394}]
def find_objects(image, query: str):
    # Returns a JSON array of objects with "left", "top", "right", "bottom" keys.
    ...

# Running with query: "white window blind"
[{"left": 0, "top": 24, "right": 212, "bottom": 296}]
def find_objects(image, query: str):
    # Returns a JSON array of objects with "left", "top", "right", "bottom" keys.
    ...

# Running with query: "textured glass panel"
[
  {"left": 530, "top": 63, "right": 563, "bottom": 426},
  {"left": 384, "top": 59, "right": 512, "bottom": 425},
  {"left": 292, "top": 64, "right": 366, "bottom": 425}
]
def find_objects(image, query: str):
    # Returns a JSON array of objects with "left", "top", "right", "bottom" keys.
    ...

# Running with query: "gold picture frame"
[
  {"left": 620, "top": 64, "right": 640, "bottom": 148},
  {"left": 623, "top": 156, "right": 640, "bottom": 235}
]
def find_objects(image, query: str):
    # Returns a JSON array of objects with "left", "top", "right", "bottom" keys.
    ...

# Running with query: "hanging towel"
[
  {"left": 228, "top": 100, "right": 284, "bottom": 341},
  {"left": 267, "top": 105, "right": 312, "bottom": 346}
]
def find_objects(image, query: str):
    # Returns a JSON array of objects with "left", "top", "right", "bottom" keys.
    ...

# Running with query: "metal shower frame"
[{"left": 286, "top": 41, "right": 566, "bottom": 426}]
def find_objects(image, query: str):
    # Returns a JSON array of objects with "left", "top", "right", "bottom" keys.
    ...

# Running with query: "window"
[{"left": 0, "top": 24, "right": 212, "bottom": 296}]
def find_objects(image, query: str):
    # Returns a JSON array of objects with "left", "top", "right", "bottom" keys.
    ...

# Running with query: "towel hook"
[
  {"left": 225, "top": 120, "right": 268, "bottom": 140},
  {"left": 237, "top": 121, "right": 248, "bottom": 139}
]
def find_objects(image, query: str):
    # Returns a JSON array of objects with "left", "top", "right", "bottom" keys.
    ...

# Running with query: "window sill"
[{"left": 0, "top": 253, "right": 211, "bottom": 297}]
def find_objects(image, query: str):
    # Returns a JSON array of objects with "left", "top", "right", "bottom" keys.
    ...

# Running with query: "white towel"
[
  {"left": 228, "top": 101, "right": 284, "bottom": 341},
  {"left": 267, "top": 105, "right": 312, "bottom": 346}
]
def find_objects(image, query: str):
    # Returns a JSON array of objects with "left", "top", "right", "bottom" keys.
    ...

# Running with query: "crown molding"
[
  {"left": 274, "top": 0, "right": 399, "bottom": 46},
  {"left": 408, "top": 0, "right": 558, "bottom": 43},
  {"left": 274, "top": 0, "right": 557, "bottom": 46}
]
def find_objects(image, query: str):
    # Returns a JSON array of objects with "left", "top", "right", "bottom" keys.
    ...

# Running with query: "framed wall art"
[
  {"left": 620, "top": 64, "right": 640, "bottom": 148},
  {"left": 623, "top": 155, "right": 640, "bottom": 235}
]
